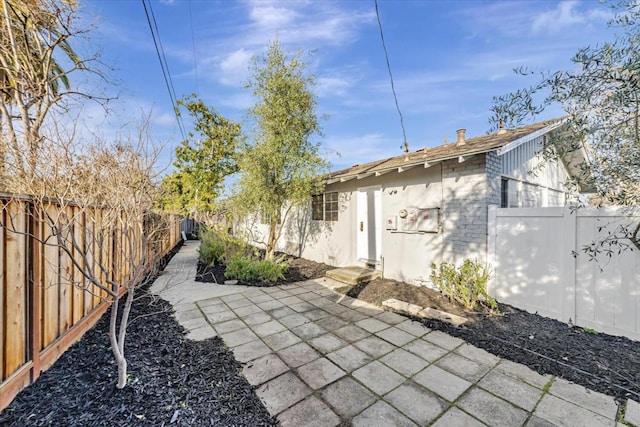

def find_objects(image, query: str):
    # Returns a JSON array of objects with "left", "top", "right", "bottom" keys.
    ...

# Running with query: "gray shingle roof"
[{"left": 328, "top": 118, "right": 563, "bottom": 181}]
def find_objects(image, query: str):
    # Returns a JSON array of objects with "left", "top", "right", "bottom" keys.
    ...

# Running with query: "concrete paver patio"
[{"left": 151, "top": 241, "right": 634, "bottom": 426}]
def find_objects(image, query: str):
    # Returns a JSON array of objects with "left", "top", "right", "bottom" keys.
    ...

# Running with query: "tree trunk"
[
  {"left": 108, "top": 287, "right": 130, "bottom": 389},
  {"left": 266, "top": 219, "right": 277, "bottom": 260}
]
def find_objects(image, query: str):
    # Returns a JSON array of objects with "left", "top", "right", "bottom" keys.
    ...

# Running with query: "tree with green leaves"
[
  {"left": 490, "top": 0, "right": 639, "bottom": 248},
  {"left": 234, "top": 40, "right": 328, "bottom": 259},
  {"left": 159, "top": 95, "right": 240, "bottom": 222}
]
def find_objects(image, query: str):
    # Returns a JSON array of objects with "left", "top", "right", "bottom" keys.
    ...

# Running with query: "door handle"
[{"left": 360, "top": 221, "right": 363, "bottom": 232}]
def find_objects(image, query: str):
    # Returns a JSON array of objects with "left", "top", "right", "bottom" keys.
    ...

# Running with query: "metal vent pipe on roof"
[{"left": 455, "top": 129, "right": 466, "bottom": 146}]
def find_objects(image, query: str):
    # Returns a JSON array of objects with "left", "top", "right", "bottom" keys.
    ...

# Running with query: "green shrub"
[
  {"left": 226, "top": 255, "right": 289, "bottom": 284},
  {"left": 199, "top": 229, "right": 252, "bottom": 266},
  {"left": 199, "top": 229, "right": 226, "bottom": 266},
  {"left": 430, "top": 259, "right": 498, "bottom": 313}
]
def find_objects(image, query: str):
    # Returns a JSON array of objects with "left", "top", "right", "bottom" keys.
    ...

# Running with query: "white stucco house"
[{"left": 244, "top": 118, "right": 590, "bottom": 286}]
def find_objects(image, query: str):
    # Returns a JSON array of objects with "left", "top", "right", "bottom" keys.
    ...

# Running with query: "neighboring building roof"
[{"left": 327, "top": 118, "right": 566, "bottom": 183}]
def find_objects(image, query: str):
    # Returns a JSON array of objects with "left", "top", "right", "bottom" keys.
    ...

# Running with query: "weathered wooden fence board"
[
  {"left": 4, "top": 201, "right": 27, "bottom": 379},
  {"left": 0, "top": 203, "right": 5, "bottom": 381},
  {"left": 43, "top": 204, "right": 60, "bottom": 349}
]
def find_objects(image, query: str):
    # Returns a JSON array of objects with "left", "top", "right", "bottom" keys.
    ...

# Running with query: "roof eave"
[{"left": 496, "top": 119, "right": 567, "bottom": 156}]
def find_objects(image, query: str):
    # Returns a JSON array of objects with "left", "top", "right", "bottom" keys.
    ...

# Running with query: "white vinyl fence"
[{"left": 487, "top": 205, "right": 640, "bottom": 341}]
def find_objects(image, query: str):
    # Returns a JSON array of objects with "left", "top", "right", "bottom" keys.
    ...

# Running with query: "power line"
[
  {"left": 141, "top": 0, "right": 188, "bottom": 142},
  {"left": 374, "top": 0, "right": 409, "bottom": 153}
]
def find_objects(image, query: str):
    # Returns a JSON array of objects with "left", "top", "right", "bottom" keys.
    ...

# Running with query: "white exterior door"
[{"left": 357, "top": 187, "right": 382, "bottom": 263}]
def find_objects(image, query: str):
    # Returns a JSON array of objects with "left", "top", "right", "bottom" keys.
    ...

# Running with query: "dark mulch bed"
[
  {"left": 195, "top": 253, "right": 334, "bottom": 286},
  {"left": 197, "top": 254, "right": 640, "bottom": 404},
  {"left": 0, "top": 246, "right": 276, "bottom": 427},
  {"left": 338, "top": 277, "right": 640, "bottom": 404}
]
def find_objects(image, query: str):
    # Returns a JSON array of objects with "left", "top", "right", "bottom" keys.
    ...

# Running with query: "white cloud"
[
  {"left": 193, "top": 1, "right": 375, "bottom": 93},
  {"left": 316, "top": 76, "right": 352, "bottom": 98},
  {"left": 248, "top": 2, "right": 298, "bottom": 28},
  {"left": 219, "top": 49, "right": 253, "bottom": 86},
  {"left": 532, "top": 1, "right": 610, "bottom": 34},
  {"left": 242, "top": 0, "right": 374, "bottom": 47}
]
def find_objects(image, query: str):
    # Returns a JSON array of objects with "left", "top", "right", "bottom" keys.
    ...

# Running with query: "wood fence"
[{"left": 0, "top": 196, "right": 181, "bottom": 411}]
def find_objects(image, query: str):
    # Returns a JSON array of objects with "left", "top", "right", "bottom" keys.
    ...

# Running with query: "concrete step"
[{"left": 325, "top": 266, "right": 381, "bottom": 285}]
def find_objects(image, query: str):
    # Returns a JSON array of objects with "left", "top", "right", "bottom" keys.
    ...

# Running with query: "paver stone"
[
  {"left": 534, "top": 394, "right": 613, "bottom": 427},
  {"left": 326, "top": 345, "right": 373, "bottom": 372},
  {"left": 431, "top": 407, "right": 486, "bottom": 427},
  {"left": 263, "top": 330, "right": 302, "bottom": 351},
  {"left": 321, "top": 377, "right": 376, "bottom": 417},
  {"left": 380, "top": 348, "right": 429, "bottom": 377},
  {"left": 352, "top": 401, "right": 417, "bottom": 427},
  {"left": 458, "top": 387, "right": 528, "bottom": 427},
  {"left": 232, "top": 339, "right": 272, "bottom": 363},
  {"left": 436, "top": 353, "right": 491, "bottom": 382},
  {"left": 256, "top": 372, "right": 312, "bottom": 416},
  {"left": 297, "top": 358, "right": 345, "bottom": 389},
  {"left": 277, "top": 341, "right": 320, "bottom": 368},
  {"left": 243, "top": 353, "right": 289, "bottom": 386},
  {"left": 277, "top": 397, "right": 340, "bottom": 427},
  {"left": 385, "top": 382, "right": 447, "bottom": 425},
  {"left": 413, "top": 364, "right": 471, "bottom": 402},
  {"left": 353, "top": 361, "right": 405, "bottom": 395},
  {"left": 479, "top": 369, "right": 544, "bottom": 411}
]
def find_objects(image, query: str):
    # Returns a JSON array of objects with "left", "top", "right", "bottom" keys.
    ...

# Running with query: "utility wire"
[
  {"left": 141, "top": 0, "right": 188, "bottom": 142},
  {"left": 374, "top": 0, "right": 409, "bottom": 153},
  {"left": 146, "top": 0, "right": 186, "bottom": 139},
  {"left": 188, "top": 0, "right": 200, "bottom": 94}
]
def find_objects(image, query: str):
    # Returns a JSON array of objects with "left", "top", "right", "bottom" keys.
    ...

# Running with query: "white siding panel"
[{"left": 501, "top": 135, "right": 569, "bottom": 193}]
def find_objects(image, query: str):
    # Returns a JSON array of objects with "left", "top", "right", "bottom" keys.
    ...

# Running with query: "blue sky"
[{"left": 81, "top": 0, "right": 616, "bottom": 172}]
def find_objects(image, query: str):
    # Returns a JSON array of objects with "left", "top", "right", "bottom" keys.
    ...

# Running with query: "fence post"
[
  {"left": 486, "top": 205, "right": 497, "bottom": 297},
  {"left": 28, "top": 201, "right": 42, "bottom": 381},
  {"left": 561, "top": 206, "right": 577, "bottom": 324}
]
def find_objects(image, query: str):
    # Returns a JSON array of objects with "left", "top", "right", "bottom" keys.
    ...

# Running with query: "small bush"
[
  {"left": 199, "top": 229, "right": 251, "bottom": 266},
  {"left": 199, "top": 229, "right": 226, "bottom": 266},
  {"left": 226, "top": 255, "right": 289, "bottom": 284},
  {"left": 430, "top": 259, "right": 498, "bottom": 313}
]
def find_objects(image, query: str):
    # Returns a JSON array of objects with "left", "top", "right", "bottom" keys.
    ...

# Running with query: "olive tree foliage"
[
  {"left": 489, "top": 0, "right": 640, "bottom": 253},
  {"left": 0, "top": 0, "right": 107, "bottom": 181},
  {"left": 158, "top": 95, "right": 240, "bottom": 224},
  {"left": 234, "top": 40, "right": 328, "bottom": 260}
]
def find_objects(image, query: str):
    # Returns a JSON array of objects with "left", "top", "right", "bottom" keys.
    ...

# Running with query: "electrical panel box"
[
  {"left": 416, "top": 208, "right": 439, "bottom": 232},
  {"left": 386, "top": 216, "right": 397, "bottom": 230},
  {"left": 398, "top": 207, "right": 439, "bottom": 233}
]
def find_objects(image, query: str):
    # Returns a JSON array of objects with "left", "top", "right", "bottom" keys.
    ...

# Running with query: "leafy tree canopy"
[
  {"left": 490, "top": 0, "right": 640, "bottom": 207},
  {"left": 159, "top": 95, "right": 240, "bottom": 219},
  {"left": 234, "top": 39, "right": 328, "bottom": 259}
]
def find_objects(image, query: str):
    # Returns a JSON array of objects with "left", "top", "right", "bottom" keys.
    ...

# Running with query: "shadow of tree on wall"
[{"left": 282, "top": 192, "right": 352, "bottom": 260}]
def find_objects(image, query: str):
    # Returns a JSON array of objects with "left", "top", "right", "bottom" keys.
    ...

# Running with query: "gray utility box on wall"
[{"left": 389, "top": 207, "right": 439, "bottom": 233}]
